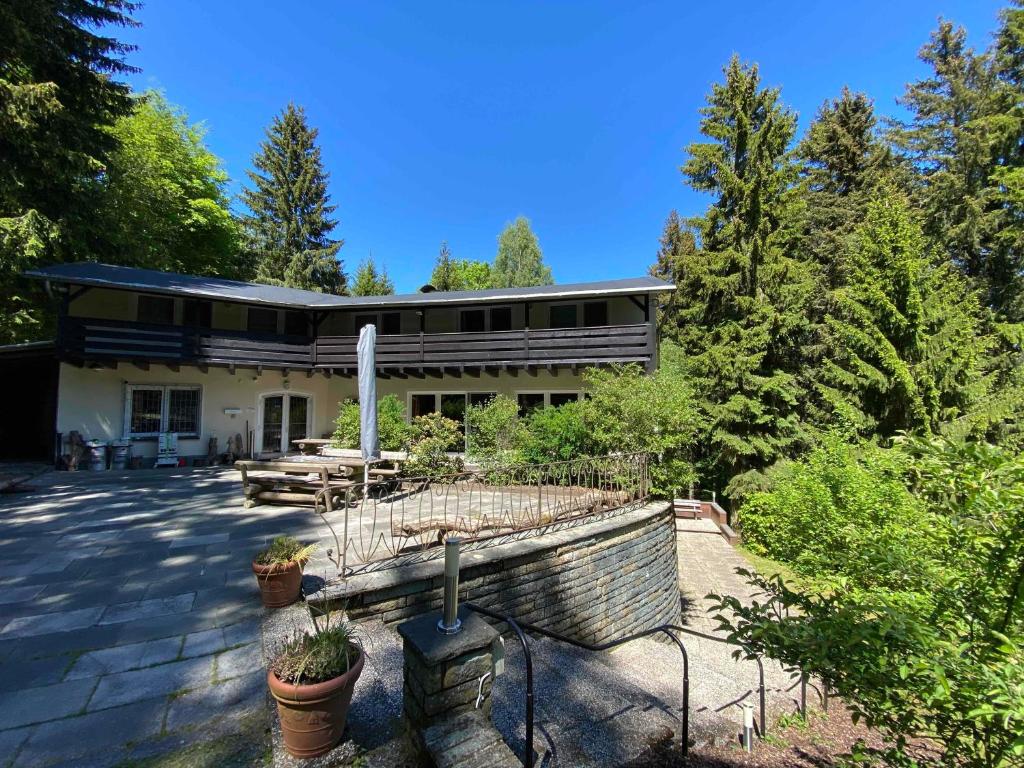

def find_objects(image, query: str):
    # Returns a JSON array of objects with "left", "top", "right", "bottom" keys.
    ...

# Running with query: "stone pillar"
[{"left": 398, "top": 607, "right": 500, "bottom": 748}]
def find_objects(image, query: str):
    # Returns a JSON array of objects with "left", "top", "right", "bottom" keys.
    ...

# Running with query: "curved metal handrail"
[{"left": 466, "top": 602, "right": 690, "bottom": 765}]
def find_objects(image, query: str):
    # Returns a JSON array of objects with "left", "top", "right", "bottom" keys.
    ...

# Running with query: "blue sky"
[{"left": 123, "top": 1, "right": 1005, "bottom": 293}]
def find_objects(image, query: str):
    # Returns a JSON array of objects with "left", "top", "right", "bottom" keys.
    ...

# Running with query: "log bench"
[{"left": 235, "top": 460, "right": 354, "bottom": 512}]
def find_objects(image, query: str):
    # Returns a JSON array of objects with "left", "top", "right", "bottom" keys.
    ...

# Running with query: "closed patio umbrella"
[{"left": 357, "top": 324, "right": 380, "bottom": 484}]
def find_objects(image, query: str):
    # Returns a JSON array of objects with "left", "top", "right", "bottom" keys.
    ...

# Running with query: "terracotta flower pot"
[
  {"left": 252, "top": 559, "right": 304, "bottom": 608},
  {"left": 268, "top": 649, "right": 365, "bottom": 759}
]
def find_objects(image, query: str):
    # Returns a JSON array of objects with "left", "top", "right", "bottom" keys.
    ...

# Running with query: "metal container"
[
  {"left": 110, "top": 440, "right": 132, "bottom": 470},
  {"left": 85, "top": 440, "right": 108, "bottom": 471}
]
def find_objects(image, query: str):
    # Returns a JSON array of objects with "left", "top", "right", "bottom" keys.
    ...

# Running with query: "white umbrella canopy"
[{"left": 357, "top": 325, "right": 380, "bottom": 473}]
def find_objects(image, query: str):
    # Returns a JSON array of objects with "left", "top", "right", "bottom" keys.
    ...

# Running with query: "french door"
[{"left": 260, "top": 393, "right": 311, "bottom": 454}]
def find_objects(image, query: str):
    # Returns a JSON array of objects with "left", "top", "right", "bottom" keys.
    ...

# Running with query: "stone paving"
[{"left": 0, "top": 467, "right": 327, "bottom": 768}]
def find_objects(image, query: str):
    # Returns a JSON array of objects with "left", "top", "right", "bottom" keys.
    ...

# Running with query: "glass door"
[
  {"left": 260, "top": 394, "right": 311, "bottom": 454},
  {"left": 261, "top": 395, "right": 284, "bottom": 454}
]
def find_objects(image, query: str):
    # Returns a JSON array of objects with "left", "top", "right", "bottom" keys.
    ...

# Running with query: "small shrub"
[
  {"left": 465, "top": 394, "right": 526, "bottom": 467},
  {"left": 331, "top": 395, "right": 412, "bottom": 451},
  {"left": 270, "top": 612, "right": 360, "bottom": 685},
  {"left": 404, "top": 412, "right": 465, "bottom": 477},
  {"left": 520, "top": 401, "right": 595, "bottom": 464},
  {"left": 254, "top": 536, "right": 317, "bottom": 567}
]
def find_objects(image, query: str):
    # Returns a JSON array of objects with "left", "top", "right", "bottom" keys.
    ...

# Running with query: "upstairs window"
[
  {"left": 247, "top": 308, "right": 279, "bottom": 334},
  {"left": 284, "top": 311, "right": 308, "bottom": 336},
  {"left": 583, "top": 301, "right": 608, "bottom": 327},
  {"left": 124, "top": 385, "right": 201, "bottom": 439},
  {"left": 460, "top": 309, "right": 486, "bottom": 333},
  {"left": 549, "top": 304, "right": 577, "bottom": 329},
  {"left": 355, "top": 312, "right": 401, "bottom": 335},
  {"left": 182, "top": 299, "right": 212, "bottom": 329},
  {"left": 490, "top": 306, "right": 513, "bottom": 332},
  {"left": 137, "top": 295, "right": 175, "bottom": 325}
]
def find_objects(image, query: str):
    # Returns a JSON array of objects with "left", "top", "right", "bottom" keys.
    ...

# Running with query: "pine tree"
[
  {"left": 0, "top": 0, "right": 139, "bottom": 342},
  {"left": 818, "top": 185, "right": 988, "bottom": 437},
  {"left": 242, "top": 104, "right": 346, "bottom": 294},
  {"left": 797, "top": 88, "right": 894, "bottom": 287},
  {"left": 429, "top": 243, "right": 492, "bottom": 292},
  {"left": 649, "top": 210, "right": 698, "bottom": 335},
  {"left": 675, "top": 55, "right": 813, "bottom": 498},
  {"left": 492, "top": 217, "right": 553, "bottom": 287},
  {"left": 351, "top": 256, "right": 394, "bottom": 296},
  {"left": 430, "top": 242, "right": 457, "bottom": 290}
]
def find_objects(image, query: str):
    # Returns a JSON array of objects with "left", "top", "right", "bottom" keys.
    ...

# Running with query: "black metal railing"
[{"left": 465, "top": 602, "right": 691, "bottom": 767}]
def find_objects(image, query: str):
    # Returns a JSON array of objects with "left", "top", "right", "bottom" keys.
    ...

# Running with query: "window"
[
  {"left": 460, "top": 309, "right": 486, "bottom": 333},
  {"left": 355, "top": 312, "right": 401, "bottom": 335},
  {"left": 137, "top": 295, "right": 174, "bottom": 325},
  {"left": 549, "top": 392, "right": 580, "bottom": 407},
  {"left": 125, "top": 385, "right": 201, "bottom": 438},
  {"left": 182, "top": 299, "right": 212, "bottom": 329},
  {"left": 382, "top": 312, "right": 401, "bottom": 335},
  {"left": 517, "top": 393, "right": 545, "bottom": 416},
  {"left": 247, "top": 308, "right": 278, "bottom": 334},
  {"left": 583, "top": 301, "right": 608, "bottom": 327},
  {"left": 468, "top": 392, "right": 497, "bottom": 408},
  {"left": 411, "top": 394, "right": 437, "bottom": 418},
  {"left": 284, "top": 311, "right": 308, "bottom": 337},
  {"left": 549, "top": 304, "right": 577, "bottom": 328},
  {"left": 490, "top": 306, "right": 512, "bottom": 332}
]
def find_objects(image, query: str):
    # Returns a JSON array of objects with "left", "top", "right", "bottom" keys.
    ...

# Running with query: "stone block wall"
[{"left": 333, "top": 501, "right": 680, "bottom": 645}]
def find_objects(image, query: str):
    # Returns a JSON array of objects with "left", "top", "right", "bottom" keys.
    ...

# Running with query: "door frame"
[{"left": 256, "top": 390, "right": 315, "bottom": 455}]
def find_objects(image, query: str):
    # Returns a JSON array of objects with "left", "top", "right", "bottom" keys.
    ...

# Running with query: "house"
[{"left": 20, "top": 262, "right": 673, "bottom": 464}]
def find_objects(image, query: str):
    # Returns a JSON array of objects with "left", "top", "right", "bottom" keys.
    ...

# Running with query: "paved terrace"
[{"left": 0, "top": 467, "right": 328, "bottom": 768}]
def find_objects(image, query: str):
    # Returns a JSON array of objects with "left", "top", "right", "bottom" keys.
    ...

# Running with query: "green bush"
[
  {"left": 520, "top": 400, "right": 595, "bottom": 464},
  {"left": 331, "top": 395, "right": 412, "bottom": 451},
  {"left": 713, "top": 436, "right": 1024, "bottom": 766},
  {"left": 465, "top": 394, "right": 525, "bottom": 467},
  {"left": 582, "top": 363, "right": 697, "bottom": 497},
  {"left": 404, "top": 412, "right": 465, "bottom": 477}
]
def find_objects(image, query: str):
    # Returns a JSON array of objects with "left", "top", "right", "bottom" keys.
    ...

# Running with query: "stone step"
[{"left": 423, "top": 710, "right": 521, "bottom": 768}]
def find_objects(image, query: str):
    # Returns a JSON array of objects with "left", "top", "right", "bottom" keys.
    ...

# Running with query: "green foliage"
[
  {"left": 270, "top": 611, "right": 360, "bottom": 685},
  {"left": 404, "top": 413, "right": 465, "bottom": 477},
  {"left": 331, "top": 395, "right": 411, "bottom": 452},
  {"left": 492, "top": 216, "right": 553, "bottom": 287},
  {"left": 464, "top": 395, "right": 525, "bottom": 467},
  {"left": 0, "top": 0, "right": 138, "bottom": 343},
  {"left": 350, "top": 256, "right": 394, "bottom": 296},
  {"left": 242, "top": 103, "right": 346, "bottom": 294},
  {"left": 520, "top": 401, "right": 595, "bottom": 465},
  {"left": 429, "top": 242, "right": 493, "bottom": 291},
  {"left": 98, "top": 92, "right": 241, "bottom": 278},
  {"left": 254, "top": 536, "right": 316, "bottom": 567},
  {"left": 715, "top": 436, "right": 1024, "bottom": 766},
  {"left": 670, "top": 55, "right": 813, "bottom": 498},
  {"left": 582, "top": 359, "right": 697, "bottom": 497}
]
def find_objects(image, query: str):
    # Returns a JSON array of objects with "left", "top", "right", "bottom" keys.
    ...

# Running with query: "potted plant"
[
  {"left": 252, "top": 536, "right": 316, "bottom": 608},
  {"left": 268, "top": 612, "right": 364, "bottom": 758}
]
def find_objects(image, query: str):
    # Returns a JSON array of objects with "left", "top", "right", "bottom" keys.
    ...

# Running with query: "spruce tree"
[
  {"left": 242, "top": 104, "right": 346, "bottom": 294},
  {"left": 650, "top": 210, "right": 698, "bottom": 335},
  {"left": 492, "top": 216, "right": 553, "bottom": 287},
  {"left": 818, "top": 185, "right": 988, "bottom": 437},
  {"left": 429, "top": 242, "right": 457, "bottom": 290},
  {"left": 675, "top": 55, "right": 813, "bottom": 498},
  {"left": 351, "top": 256, "right": 394, "bottom": 296}
]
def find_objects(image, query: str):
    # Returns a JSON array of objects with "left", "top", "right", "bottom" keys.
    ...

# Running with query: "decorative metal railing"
[{"left": 316, "top": 453, "right": 650, "bottom": 577}]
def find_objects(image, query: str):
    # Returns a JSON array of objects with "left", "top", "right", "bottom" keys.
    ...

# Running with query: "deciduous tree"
[{"left": 492, "top": 216, "right": 553, "bottom": 288}]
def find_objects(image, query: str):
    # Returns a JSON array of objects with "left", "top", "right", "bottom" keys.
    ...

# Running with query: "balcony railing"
[
  {"left": 58, "top": 316, "right": 655, "bottom": 372},
  {"left": 315, "top": 323, "right": 655, "bottom": 371}
]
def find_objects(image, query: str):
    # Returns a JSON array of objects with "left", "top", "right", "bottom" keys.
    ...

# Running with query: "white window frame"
[
  {"left": 123, "top": 383, "right": 203, "bottom": 439},
  {"left": 514, "top": 390, "right": 582, "bottom": 410},
  {"left": 406, "top": 391, "right": 500, "bottom": 423},
  {"left": 256, "top": 390, "right": 315, "bottom": 456}
]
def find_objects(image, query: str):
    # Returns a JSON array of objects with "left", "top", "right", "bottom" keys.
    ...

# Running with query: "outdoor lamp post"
[{"left": 438, "top": 537, "right": 462, "bottom": 634}]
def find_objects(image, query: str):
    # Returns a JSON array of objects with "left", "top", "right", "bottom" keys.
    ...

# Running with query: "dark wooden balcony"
[
  {"left": 315, "top": 323, "right": 655, "bottom": 375},
  {"left": 58, "top": 316, "right": 313, "bottom": 370},
  {"left": 58, "top": 316, "right": 656, "bottom": 375}
]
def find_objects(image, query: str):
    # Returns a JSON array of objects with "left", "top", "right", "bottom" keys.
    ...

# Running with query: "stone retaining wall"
[{"left": 321, "top": 501, "right": 680, "bottom": 645}]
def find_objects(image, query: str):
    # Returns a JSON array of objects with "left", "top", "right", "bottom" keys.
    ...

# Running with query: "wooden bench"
[
  {"left": 235, "top": 460, "right": 354, "bottom": 512},
  {"left": 673, "top": 498, "right": 702, "bottom": 519}
]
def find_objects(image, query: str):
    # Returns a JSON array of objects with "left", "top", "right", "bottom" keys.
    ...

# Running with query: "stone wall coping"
[
  {"left": 398, "top": 606, "right": 499, "bottom": 665},
  {"left": 319, "top": 500, "right": 672, "bottom": 603}
]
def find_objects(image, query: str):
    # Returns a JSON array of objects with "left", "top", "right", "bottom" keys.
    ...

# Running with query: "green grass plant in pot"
[{"left": 252, "top": 536, "right": 316, "bottom": 608}]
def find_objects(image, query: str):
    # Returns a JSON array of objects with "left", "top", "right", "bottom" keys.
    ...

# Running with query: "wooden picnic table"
[
  {"left": 292, "top": 437, "right": 333, "bottom": 455},
  {"left": 235, "top": 459, "right": 355, "bottom": 511}
]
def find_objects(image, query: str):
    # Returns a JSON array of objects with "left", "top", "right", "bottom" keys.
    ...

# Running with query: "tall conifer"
[{"left": 242, "top": 104, "right": 346, "bottom": 294}]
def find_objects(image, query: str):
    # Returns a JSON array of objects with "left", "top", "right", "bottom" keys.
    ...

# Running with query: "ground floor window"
[
  {"left": 517, "top": 391, "right": 580, "bottom": 416},
  {"left": 408, "top": 392, "right": 499, "bottom": 423},
  {"left": 124, "top": 385, "right": 202, "bottom": 439}
]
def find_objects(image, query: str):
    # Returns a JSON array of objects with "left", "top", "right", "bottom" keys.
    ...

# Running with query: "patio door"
[{"left": 260, "top": 393, "right": 311, "bottom": 455}]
